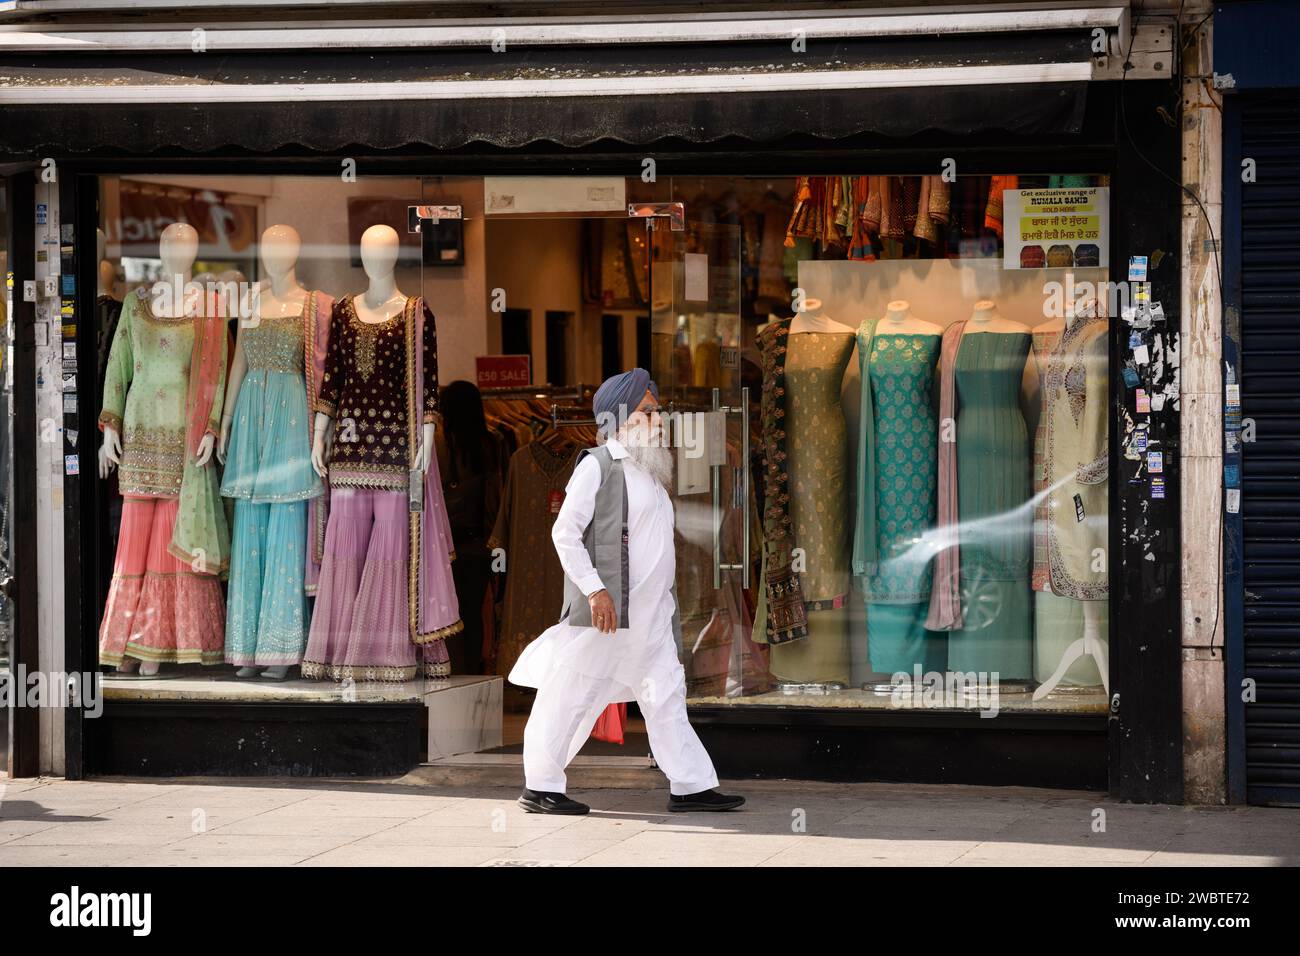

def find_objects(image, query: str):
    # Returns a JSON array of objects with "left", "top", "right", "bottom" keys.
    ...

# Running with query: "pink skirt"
[
  {"left": 302, "top": 487, "right": 458, "bottom": 682},
  {"left": 99, "top": 495, "right": 226, "bottom": 666}
]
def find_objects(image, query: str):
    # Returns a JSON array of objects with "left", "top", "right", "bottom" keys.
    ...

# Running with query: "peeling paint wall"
[{"left": 1178, "top": 10, "right": 1227, "bottom": 806}]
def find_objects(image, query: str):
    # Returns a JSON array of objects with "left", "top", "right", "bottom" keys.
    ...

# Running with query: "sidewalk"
[{"left": 1, "top": 775, "right": 1296, "bottom": 867}]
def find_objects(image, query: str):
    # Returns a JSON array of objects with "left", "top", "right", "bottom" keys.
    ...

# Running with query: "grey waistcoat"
[{"left": 558, "top": 445, "right": 681, "bottom": 643}]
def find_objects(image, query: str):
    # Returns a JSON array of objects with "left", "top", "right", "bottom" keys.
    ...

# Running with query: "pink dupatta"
[
  {"left": 925, "top": 320, "right": 967, "bottom": 631},
  {"left": 408, "top": 296, "right": 461, "bottom": 644}
]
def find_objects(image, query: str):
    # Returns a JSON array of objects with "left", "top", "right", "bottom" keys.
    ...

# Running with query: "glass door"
[
  {"left": 642, "top": 206, "right": 759, "bottom": 701},
  {"left": 1, "top": 181, "right": 13, "bottom": 771}
]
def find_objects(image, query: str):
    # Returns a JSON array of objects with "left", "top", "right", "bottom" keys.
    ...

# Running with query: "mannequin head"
[
  {"left": 359, "top": 224, "right": 400, "bottom": 281},
  {"left": 260, "top": 224, "right": 301, "bottom": 281},
  {"left": 159, "top": 222, "right": 199, "bottom": 278},
  {"left": 98, "top": 259, "right": 116, "bottom": 298}
]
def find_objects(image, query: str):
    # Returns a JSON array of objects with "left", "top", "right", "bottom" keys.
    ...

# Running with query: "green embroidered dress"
[{"left": 854, "top": 329, "right": 945, "bottom": 674}]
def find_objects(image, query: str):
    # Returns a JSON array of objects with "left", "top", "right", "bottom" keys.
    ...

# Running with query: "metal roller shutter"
[{"left": 1241, "top": 97, "right": 1300, "bottom": 806}]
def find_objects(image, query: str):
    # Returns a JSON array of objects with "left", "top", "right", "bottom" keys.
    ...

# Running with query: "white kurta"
[{"left": 509, "top": 438, "right": 719, "bottom": 796}]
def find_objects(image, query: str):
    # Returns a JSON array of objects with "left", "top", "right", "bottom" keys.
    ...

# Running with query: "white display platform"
[{"left": 424, "top": 675, "right": 503, "bottom": 760}]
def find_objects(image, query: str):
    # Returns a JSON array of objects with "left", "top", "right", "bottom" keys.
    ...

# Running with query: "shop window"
[
  {"left": 87, "top": 171, "right": 1111, "bottom": 741},
  {"left": 665, "top": 173, "right": 1113, "bottom": 717}
]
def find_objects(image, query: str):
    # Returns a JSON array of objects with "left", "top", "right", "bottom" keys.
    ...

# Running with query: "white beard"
[{"left": 618, "top": 422, "right": 673, "bottom": 489}]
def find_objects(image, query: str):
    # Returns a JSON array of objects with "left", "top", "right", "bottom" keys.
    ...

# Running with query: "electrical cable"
[{"left": 1119, "top": 5, "right": 1226, "bottom": 657}]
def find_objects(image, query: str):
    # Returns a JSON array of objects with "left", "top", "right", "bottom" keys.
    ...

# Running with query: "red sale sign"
[{"left": 475, "top": 355, "right": 531, "bottom": 388}]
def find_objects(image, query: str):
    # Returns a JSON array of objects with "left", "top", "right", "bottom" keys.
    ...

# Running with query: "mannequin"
[
  {"left": 311, "top": 225, "right": 434, "bottom": 477},
  {"left": 302, "top": 224, "right": 460, "bottom": 682},
  {"left": 854, "top": 300, "right": 945, "bottom": 677},
  {"left": 1033, "top": 292, "right": 1109, "bottom": 698},
  {"left": 879, "top": 299, "right": 942, "bottom": 337},
  {"left": 756, "top": 294, "right": 856, "bottom": 685},
  {"left": 927, "top": 298, "right": 1034, "bottom": 681},
  {"left": 966, "top": 299, "right": 1030, "bottom": 335},
  {"left": 218, "top": 225, "right": 324, "bottom": 681},
  {"left": 788, "top": 296, "right": 854, "bottom": 335},
  {"left": 97, "top": 222, "right": 228, "bottom": 676}
]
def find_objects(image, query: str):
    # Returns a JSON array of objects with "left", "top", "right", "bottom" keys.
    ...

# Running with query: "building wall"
[{"left": 1179, "top": 8, "right": 1228, "bottom": 805}]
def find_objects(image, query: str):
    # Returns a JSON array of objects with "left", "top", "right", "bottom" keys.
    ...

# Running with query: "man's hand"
[{"left": 588, "top": 589, "right": 617, "bottom": 634}]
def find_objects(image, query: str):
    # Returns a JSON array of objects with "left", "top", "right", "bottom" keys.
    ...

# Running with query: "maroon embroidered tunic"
[{"left": 316, "top": 294, "right": 439, "bottom": 491}]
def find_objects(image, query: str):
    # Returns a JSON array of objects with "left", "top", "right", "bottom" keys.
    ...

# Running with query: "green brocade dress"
[
  {"left": 860, "top": 332, "right": 946, "bottom": 675},
  {"left": 768, "top": 330, "right": 855, "bottom": 684},
  {"left": 946, "top": 331, "right": 1033, "bottom": 679}
]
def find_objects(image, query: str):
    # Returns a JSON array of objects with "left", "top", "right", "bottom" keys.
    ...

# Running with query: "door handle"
[{"left": 712, "top": 386, "right": 751, "bottom": 590}]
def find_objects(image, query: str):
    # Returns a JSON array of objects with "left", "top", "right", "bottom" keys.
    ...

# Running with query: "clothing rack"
[
  {"left": 550, "top": 404, "right": 596, "bottom": 427},
  {"left": 480, "top": 382, "right": 591, "bottom": 401}
]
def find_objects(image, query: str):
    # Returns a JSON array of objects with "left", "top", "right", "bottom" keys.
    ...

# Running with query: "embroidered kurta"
[
  {"left": 316, "top": 294, "right": 439, "bottom": 491},
  {"left": 1043, "top": 316, "right": 1109, "bottom": 600},
  {"left": 98, "top": 288, "right": 220, "bottom": 498}
]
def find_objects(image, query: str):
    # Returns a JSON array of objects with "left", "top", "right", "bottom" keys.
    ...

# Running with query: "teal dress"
[
  {"left": 221, "top": 311, "right": 323, "bottom": 666},
  {"left": 859, "top": 332, "right": 946, "bottom": 675},
  {"left": 947, "top": 331, "right": 1033, "bottom": 679}
]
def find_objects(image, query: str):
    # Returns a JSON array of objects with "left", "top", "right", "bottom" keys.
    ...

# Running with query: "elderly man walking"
[{"left": 508, "top": 368, "right": 745, "bottom": 815}]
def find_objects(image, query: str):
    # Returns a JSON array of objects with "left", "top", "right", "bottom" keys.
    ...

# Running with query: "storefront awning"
[{"left": 0, "top": 27, "right": 1103, "bottom": 155}]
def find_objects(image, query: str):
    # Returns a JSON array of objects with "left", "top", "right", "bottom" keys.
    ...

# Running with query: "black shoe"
[
  {"left": 518, "top": 788, "right": 590, "bottom": 815},
  {"left": 668, "top": 788, "right": 746, "bottom": 812}
]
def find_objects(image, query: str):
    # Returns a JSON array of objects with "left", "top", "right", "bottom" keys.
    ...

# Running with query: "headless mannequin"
[
  {"left": 966, "top": 299, "right": 1029, "bottom": 335},
  {"left": 790, "top": 297, "right": 855, "bottom": 335},
  {"left": 878, "top": 299, "right": 942, "bottom": 337},
  {"left": 1033, "top": 293, "right": 1108, "bottom": 699},
  {"left": 99, "top": 222, "right": 214, "bottom": 676},
  {"left": 310, "top": 223, "right": 435, "bottom": 480},
  {"left": 220, "top": 225, "right": 308, "bottom": 681}
]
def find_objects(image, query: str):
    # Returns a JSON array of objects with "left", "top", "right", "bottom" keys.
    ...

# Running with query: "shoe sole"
[
  {"left": 667, "top": 799, "right": 746, "bottom": 812},
  {"left": 518, "top": 797, "right": 590, "bottom": 815}
]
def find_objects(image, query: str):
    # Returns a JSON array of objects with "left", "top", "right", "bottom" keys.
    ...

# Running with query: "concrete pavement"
[{"left": 1, "top": 775, "right": 1296, "bottom": 866}]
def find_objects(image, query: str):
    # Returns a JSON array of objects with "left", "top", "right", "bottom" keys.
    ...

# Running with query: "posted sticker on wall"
[{"left": 1002, "top": 187, "right": 1109, "bottom": 270}]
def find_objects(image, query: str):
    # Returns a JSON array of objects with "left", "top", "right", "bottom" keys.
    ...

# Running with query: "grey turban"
[{"left": 592, "top": 368, "right": 659, "bottom": 437}]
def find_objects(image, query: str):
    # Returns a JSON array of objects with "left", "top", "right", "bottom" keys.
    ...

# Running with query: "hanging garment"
[
  {"left": 847, "top": 176, "right": 877, "bottom": 261},
  {"left": 984, "top": 175, "right": 1019, "bottom": 238},
  {"left": 752, "top": 318, "right": 809, "bottom": 645},
  {"left": 221, "top": 297, "right": 326, "bottom": 666},
  {"left": 488, "top": 441, "right": 579, "bottom": 677}
]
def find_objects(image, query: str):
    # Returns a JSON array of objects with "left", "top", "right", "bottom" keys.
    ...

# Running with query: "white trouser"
[{"left": 522, "top": 664, "right": 719, "bottom": 797}]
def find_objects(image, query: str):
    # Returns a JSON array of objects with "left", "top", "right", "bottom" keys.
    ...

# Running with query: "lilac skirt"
[{"left": 302, "top": 484, "right": 459, "bottom": 682}]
